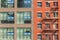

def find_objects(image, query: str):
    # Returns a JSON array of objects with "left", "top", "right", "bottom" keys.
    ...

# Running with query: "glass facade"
[
  {"left": 0, "top": 0, "right": 14, "bottom": 8},
  {"left": 17, "top": 0, "right": 31, "bottom": 8},
  {"left": 17, "top": 28, "right": 31, "bottom": 40},
  {"left": 0, "top": 28, "right": 14, "bottom": 40},
  {"left": 17, "top": 12, "right": 31, "bottom": 24},
  {"left": 0, "top": 12, "right": 14, "bottom": 24}
]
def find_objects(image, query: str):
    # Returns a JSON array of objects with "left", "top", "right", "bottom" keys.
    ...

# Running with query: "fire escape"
[{"left": 41, "top": 4, "right": 59, "bottom": 40}]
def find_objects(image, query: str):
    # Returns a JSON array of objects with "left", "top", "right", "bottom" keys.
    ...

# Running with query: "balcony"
[
  {"left": 42, "top": 17, "right": 58, "bottom": 22},
  {"left": 43, "top": 17, "right": 58, "bottom": 20},
  {"left": 45, "top": 0, "right": 58, "bottom": 2},
  {"left": 50, "top": 6, "right": 59, "bottom": 13},
  {"left": 42, "top": 27, "right": 58, "bottom": 33}
]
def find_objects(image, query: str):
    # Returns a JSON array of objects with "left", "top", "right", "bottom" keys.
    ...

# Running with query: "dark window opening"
[
  {"left": 38, "top": 23, "right": 42, "bottom": 29},
  {"left": 53, "top": 2, "right": 58, "bottom": 7},
  {"left": 37, "top": 12, "right": 42, "bottom": 18},
  {"left": 45, "top": 24, "right": 50, "bottom": 29},
  {"left": 37, "top": 2, "right": 42, "bottom": 7},
  {"left": 37, "top": 34, "right": 42, "bottom": 40},
  {"left": 46, "top": 2, "right": 50, "bottom": 7},
  {"left": 17, "top": 0, "right": 31, "bottom": 8}
]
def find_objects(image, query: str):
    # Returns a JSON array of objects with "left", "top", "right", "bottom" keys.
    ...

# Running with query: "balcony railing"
[
  {"left": 43, "top": 17, "right": 58, "bottom": 20},
  {"left": 42, "top": 27, "right": 58, "bottom": 33},
  {"left": 45, "top": 0, "right": 58, "bottom": 2},
  {"left": 50, "top": 6, "right": 59, "bottom": 13}
]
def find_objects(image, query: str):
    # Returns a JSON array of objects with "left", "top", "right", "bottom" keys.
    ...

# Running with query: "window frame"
[
  {"left": 37, "top": 2, "right": 42, "bottom": 7},
  {"left": 37, "top": 12, "right": 42, "bottom": 18},
  {"left": 37, "top": 34, "right": 42, "bottom": 40},
  {"left": 46, "top": 2, "right": 50, "bottom": 7}
]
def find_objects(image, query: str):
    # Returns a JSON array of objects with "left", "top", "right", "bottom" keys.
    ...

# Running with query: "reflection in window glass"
[
  {"left": 37, "top": 34, "right": 42, "bottom": 40},
  {"left": 46, "top": 2, "right": 50, "bottom": 7},
  {"left": 46, "top": 12, "right": 50, "bottom": 18},
  {"left": 37, "top": 2, "right": 42, "bottom": 7},
  {"left": 53, "top": 33, "right": 58, "bottom": 40},
  {"left": 45, "top": 24, "right": 50, "bottom": 29},
  {"left": 17, "top": 0, "right": 31, "bottom": 8},
  {"left": 37, "top": 23, "right": 42, "bottom": 29},
  {"left": 0, "top": 0, "right": 14, "bottom": 8},
  {"left": 0, "top": 28, "right": 14, "bottom": 40},
  {"left": 53, "top": 23, "right": 58, "bottom": 29},
  {"left": 0, "top": 12, "right": 14, "bottom": 24},
  {"left": 17, "top": 12, "right": 31, "bottom": 24},
  {"left": 37, "top": 12, "right": 42, "bottom": 18},
  {"left": 53, "top": 12, "right": 58, "bottom": 17},
  {"left": 17, "top": 28, "right": 31, "bottom": 40},
  {"left": 53, "top": 2, "right": 58, "bottom": 7},
  {"left": 45, "top": 34, "right": 50, "bottom": 40}
]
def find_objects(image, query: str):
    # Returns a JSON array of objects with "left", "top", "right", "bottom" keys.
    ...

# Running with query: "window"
[
  {"left": 0, "top": 12, "right": 14, "bottom": 24},
  {"left": 37, "top": 12, "right": 42, "bottom": 18},
  {"left": 37, "top": 34, "right": 42, "bottom": 40},
  {"left": 17, "top": 28, "right": 31, "bottom": 40},
  {"left": 53, "top": 2, "right": 58, "bottom": 7},
  {"left": 45, "top": 24, "right": 50, "bottom": 29},
  {"left": 53, "top": 34, "right": 58, "bottom": 40},
  {"left": 37, "top": 23, "right": 42, "bottom": 29},
  {"left": 46, "top": 12, "right": 50, "bottom": 18},
  {"left": 46, "top": 2, "right": 50, "bottom": 7},
  {"left": 45, "top": 34, "right": 50, "bottom": 40},
  {"left": 17, "top": 0, "right": 31, "bottom": 8},
  {"left": 37, "top": 2, "right": 42, "bottom": 7},
  {"left": 0, "top": 28, "right": 14, "bottom": 40},
  {"left": 17, "top": 12, "right": 31, "bottom": 24},
  {"left": 53, "top": 12, "right": 58, "bottom": 17},
  {"left": 1, "top": 0, "right": 14, "bottom": 8},
  {"left": 53, "top": 23, "right": 58, "bottom": 29}
]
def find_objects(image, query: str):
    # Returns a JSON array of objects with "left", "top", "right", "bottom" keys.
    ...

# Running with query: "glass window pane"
[
  {"left": 17, "top": 13, "right": 20, "bottom": 24},
  {"left": 53, "top": 12, "right": 58, "bottom": 17},
  {"left": 46, "top": 2, "right": 50, "bottom": 7},
  {"left": 46, "top": 12, "right": 50, "bottom": 18},
  {"left": 0, "top": 12, "right": 14, "bottom": 24},
  {"left": 20, "top": 13, "right": 24, "bottom": 24},
  {"left": 17, "top": 12, "right": 31, "bottom": 24},
  {"left": 37, "top": 34, "right": 42, "bottom": 40},
  {"left": 45, "top": 24, "right": 50, "bottom": 29},
  {"left": 38, "top": 23, "right": 42, "bottom": 29},
  {"left": 17, "top": 28, "right": 31, "bottom": 40},
  {"left": 17, "top": 0, "right": 31, "bottom": 8},
  {"left": 1, "top": 0, "right": 14, "bottom": 8},
  {"left": 0, "top": 28, "right": 14, "bottom": 40},
  {"left": 37, "top": 12, "right": 42, "bottom": 18},
  {"left": 53, "top": 2, "right": 58, "bottom": 7},
  {"left": 37, "top": 2, "right": 42, "bottom": 7}
]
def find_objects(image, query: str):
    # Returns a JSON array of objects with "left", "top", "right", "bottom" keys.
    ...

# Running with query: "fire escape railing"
[{"left": 41, "top": 5, "right": 59, "bottom": 40}]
